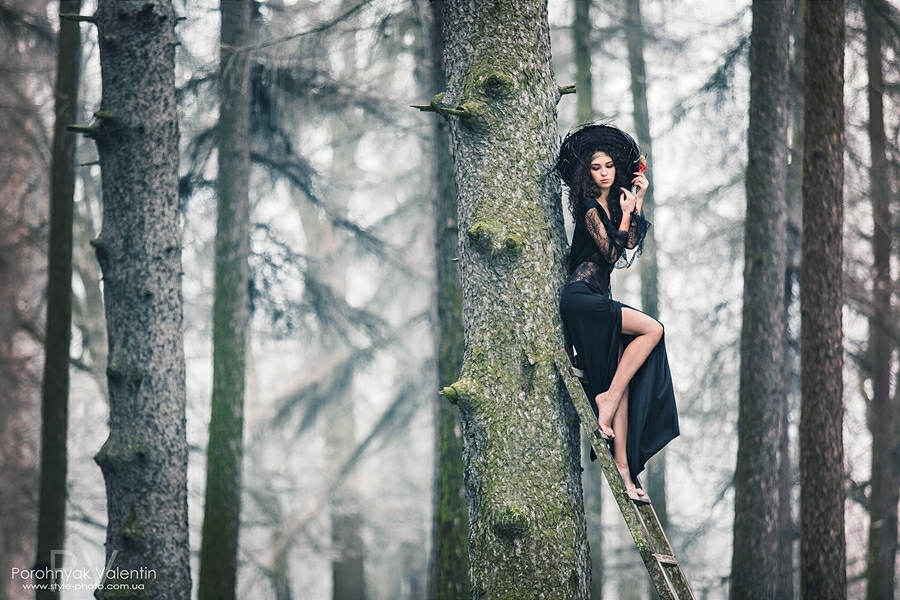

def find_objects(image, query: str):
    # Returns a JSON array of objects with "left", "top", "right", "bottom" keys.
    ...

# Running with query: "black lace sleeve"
[
  {"left": 583, "top": 204, "right": 629, "bottom": 266},
  {"left": 581, "top": 199, "right": 651, "bottom": 269},
  {"left": 624, "top": 210, "right": 651, "bottom": 255}
]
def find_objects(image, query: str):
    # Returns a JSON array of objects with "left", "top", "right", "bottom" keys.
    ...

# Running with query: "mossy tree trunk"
[
  {"left": 34, "top": 3, "right": 80, "bottom": 598},
  {"left": 426, "top": 2, "right": 471, "bottom": 599},
  {"left": 730, "top": 1, "right": 791, "bottom": 598},
  {"left": 863, "top": 1, "right": 899, "bottom": 598},
  {"left": 799, "top": 1, "right": 845, "bottom": 598},
  {"left": 439, "top": 1, "right": 589, "bottom": 597},
  {"left": 198, "top": 1, "right": 252, "bottom": 598},
  {"left": 93, "top": 1, "right": 191, "bottom": 597}
]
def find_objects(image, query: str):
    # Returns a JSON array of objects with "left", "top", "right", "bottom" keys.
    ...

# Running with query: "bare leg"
[
  {"left": 594, "top": 307, "right": 663, "bottom": 437},
  {"left": 612, "top": 388, "right": 645, "bottom": 495}
]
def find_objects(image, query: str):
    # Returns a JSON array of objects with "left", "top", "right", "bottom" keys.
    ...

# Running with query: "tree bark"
[
  {"left": 198, "top": 1, "right": 252, "bottom": 598},
  {"left": 440, "top": 1, "right": 589, "bottom": 597},
  {"left": 93, "top": 1, "right": 190, "bottom": 597},
  {"left": 730, "top": 1, "right": 791, "bottom": 598},
  {"left": 863, "top": 1, "right": 899, "bottom": 598},
  {"left": 800, "top": 1, "right": 845, "bottom": 598},
  {"left": 34, "top": 3, "right": 80, "bottom": 599},
  {"left": 426, "top": 2, "right": 471, "bottom": 599}
]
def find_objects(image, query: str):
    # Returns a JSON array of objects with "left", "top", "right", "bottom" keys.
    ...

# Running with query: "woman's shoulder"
[
  {"left": 578, "top": 197, "right": 604, "bottom": 217},
  {"left": 579, "top": 197, "right": 611, "bottom": 222}
]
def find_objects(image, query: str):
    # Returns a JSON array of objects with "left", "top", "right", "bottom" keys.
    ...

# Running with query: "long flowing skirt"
[{"left": 560, "top": 281, "right": 679, "bottom": 477}]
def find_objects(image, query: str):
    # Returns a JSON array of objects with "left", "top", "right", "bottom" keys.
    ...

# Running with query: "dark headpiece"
[{"left": 554, "top": 123, "right": 642, "bottom": 187}]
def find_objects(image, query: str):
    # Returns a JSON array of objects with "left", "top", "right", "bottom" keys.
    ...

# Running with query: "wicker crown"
[{"left": 554, "top": 123, "right": 641, "bottom": 187}]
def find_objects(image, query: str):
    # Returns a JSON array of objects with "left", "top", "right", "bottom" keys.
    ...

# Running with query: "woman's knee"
[{"left": 622, "top": 307, "right": 663, "bottom": 342}]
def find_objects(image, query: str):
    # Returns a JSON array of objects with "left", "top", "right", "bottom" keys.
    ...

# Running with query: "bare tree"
[
  {"left": 863, "top": 1, "right": 899, "bottom": 598},
  {"left": 92, "top": 1, "right": 190, "bottom": 597},
  {"left": 573, "top": 0, "right": 593, "bottom": 125},
  {"left": 624, "top": 0, "right": 671, "bottom": 544},
  {"left": 800, "top": 1, "right": 846, "bottom": 598},
  {"left": 0, "top": 2, "right": 53, "bottom": 598},
  {"left": 34, "top": 4, "right": 81, "bottom": 599},
  {"left": 198, "top": 1, "right": 252, "bottom": 598},
  {"left": 729, "top": 1, "right": 792, "bottom": 598},
  {"left": 439, "top": 0, "right": 589, "bottom": 596},
  {"left": 570, "top": 3, "right": 606, "bottom": 598}
]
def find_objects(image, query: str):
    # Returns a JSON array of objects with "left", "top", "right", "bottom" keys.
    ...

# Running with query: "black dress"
[{"left": 560, "top": 197, "right": 679, "bottom": 478}]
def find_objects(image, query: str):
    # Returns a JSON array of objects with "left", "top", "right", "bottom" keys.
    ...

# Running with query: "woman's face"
[{"left": 590, "top": 151, "right": 615, "bottom": 192}]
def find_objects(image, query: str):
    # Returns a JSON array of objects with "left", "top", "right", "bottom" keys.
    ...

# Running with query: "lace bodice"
[{"left": 567, "top": 197, "right": 650, "bottom": 294}]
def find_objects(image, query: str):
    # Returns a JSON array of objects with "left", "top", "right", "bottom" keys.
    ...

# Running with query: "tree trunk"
[
  {"left": 324, "top": 8, "right": 366, "bottom": 597},
  {"left": 0, "top": 3, "right": 50, "bottom": 597},
  {"left": 800, "top": 1, "right": 845, "bottom": 598},
  {"left": 573, "top": 0, "right": 593, "bottom": 125},
  {"left": 34, "top": 3, "right": 80, "bottom": 598},
  {"left": 779, "top": 1, "right": 805, "bottom": 594},
  {"left": 426, "top": 2, "right": 471, "bottom": 599},
  {"left": 571, "top": 3, "right": 604, "bottom": 599},
  {"left": 440, "top": 1, "right": 589, "bottom": 597},
  {"left": 624, "top": 0, "right": 670, "bottom": 549},
  {"left": 198, "top": 1, "right": 252, "bottom": 598},
  {"left": 93, "top": 1, "right": 191, "bottom": 597},
  {"left": 863, "top": 1, "right": 899, "bottom": 598},
  {"left": 730, "top": 1, "right": 791, "bottom": 598}
]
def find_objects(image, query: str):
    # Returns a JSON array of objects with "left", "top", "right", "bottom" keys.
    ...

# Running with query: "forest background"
[{"left": 0, "top": 0, "right": 898, "bottom": 599}]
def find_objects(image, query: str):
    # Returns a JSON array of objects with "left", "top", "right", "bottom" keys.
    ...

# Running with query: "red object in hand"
[{"left": 638, "top": 155, "right": 648, "bottom": 172}]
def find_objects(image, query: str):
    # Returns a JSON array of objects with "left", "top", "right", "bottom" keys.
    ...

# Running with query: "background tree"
[
  {"left": 439, "top": 0, "right": 589, "bottom": 596},
  {"left": 779, "top": 1, "right": 804, "bottom": 593},
  {"left": 92, "top": 1, "right": 191, "bottom": 597},
  {"left": 624, "top": 0, "right": 669, "bottom": 535},
  {"left": 34, "top": 2, "right": 80, "bottom": 599},
  {"left": 729, "top": 1, "right": 791, "bottom": 597},
  {"left": 321, "top": 6, "right": 367, "bottom": 596},
  {"left": 573, "top": 0, "right": 593, "bottom": 126},
  {"left": 862, "top": 1, "right": 899, "bottom": 598},
  {"left": 0, "top": 2, "right": 53, "bottom": 598},
  {"left": 569, "top": 3, "right": 608, "bottom": 599},
  {"left": 799, "top": 1, "right": 846, "bottom": 598},
  {"left": 423, "top": 1, "right": 471, "bottom": 598},
  {"left": 198, "top": 0, "right": 252, "bottom": 598}
]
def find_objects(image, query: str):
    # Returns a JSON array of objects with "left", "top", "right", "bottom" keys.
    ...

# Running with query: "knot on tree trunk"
[
  {"left": 492, "top": 503, "right": 529, "bottom": 542},
  {"left": 467, "top": 221, "right": 524, "bottom": 255}
]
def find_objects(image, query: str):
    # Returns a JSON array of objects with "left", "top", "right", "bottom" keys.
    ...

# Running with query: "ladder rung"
[
  {"left": 627, "top": 490, "right": 651, "bottom": 504},
  {"left": 654, "top": 553, "right": 679, "bottom": 566},
  {"left": 568, "top": 365, "right": 586, "bottom": 380}
]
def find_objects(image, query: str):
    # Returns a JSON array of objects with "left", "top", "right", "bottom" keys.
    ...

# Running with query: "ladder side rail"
[{"left": 556, "top": 351, "right": 696, "bottom": 600}]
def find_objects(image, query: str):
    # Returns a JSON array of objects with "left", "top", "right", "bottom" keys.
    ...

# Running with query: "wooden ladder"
[{"left": 557, "top": 349, "right": 696, "bottom": 600}]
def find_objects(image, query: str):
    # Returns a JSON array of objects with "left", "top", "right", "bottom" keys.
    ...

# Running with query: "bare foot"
[
  {"left": 615, "top": 461, "right": 646, "bottom": 497},
  {"left": 594, "top": 391, "right": 619, "bottom": 438}
]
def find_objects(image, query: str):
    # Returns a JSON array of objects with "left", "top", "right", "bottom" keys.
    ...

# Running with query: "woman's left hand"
[{"left": 632, "top": 171, "right": 649, "bottom": 211}]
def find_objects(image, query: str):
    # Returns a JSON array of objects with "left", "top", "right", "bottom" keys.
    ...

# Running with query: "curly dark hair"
[{"left": 554, "top": 123, "right": 641, "bottom": 227}]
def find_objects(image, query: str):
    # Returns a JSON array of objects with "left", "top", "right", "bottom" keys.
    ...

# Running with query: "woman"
[{"left": 555, "top": 124, "right": 678, "bottom": 498}]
